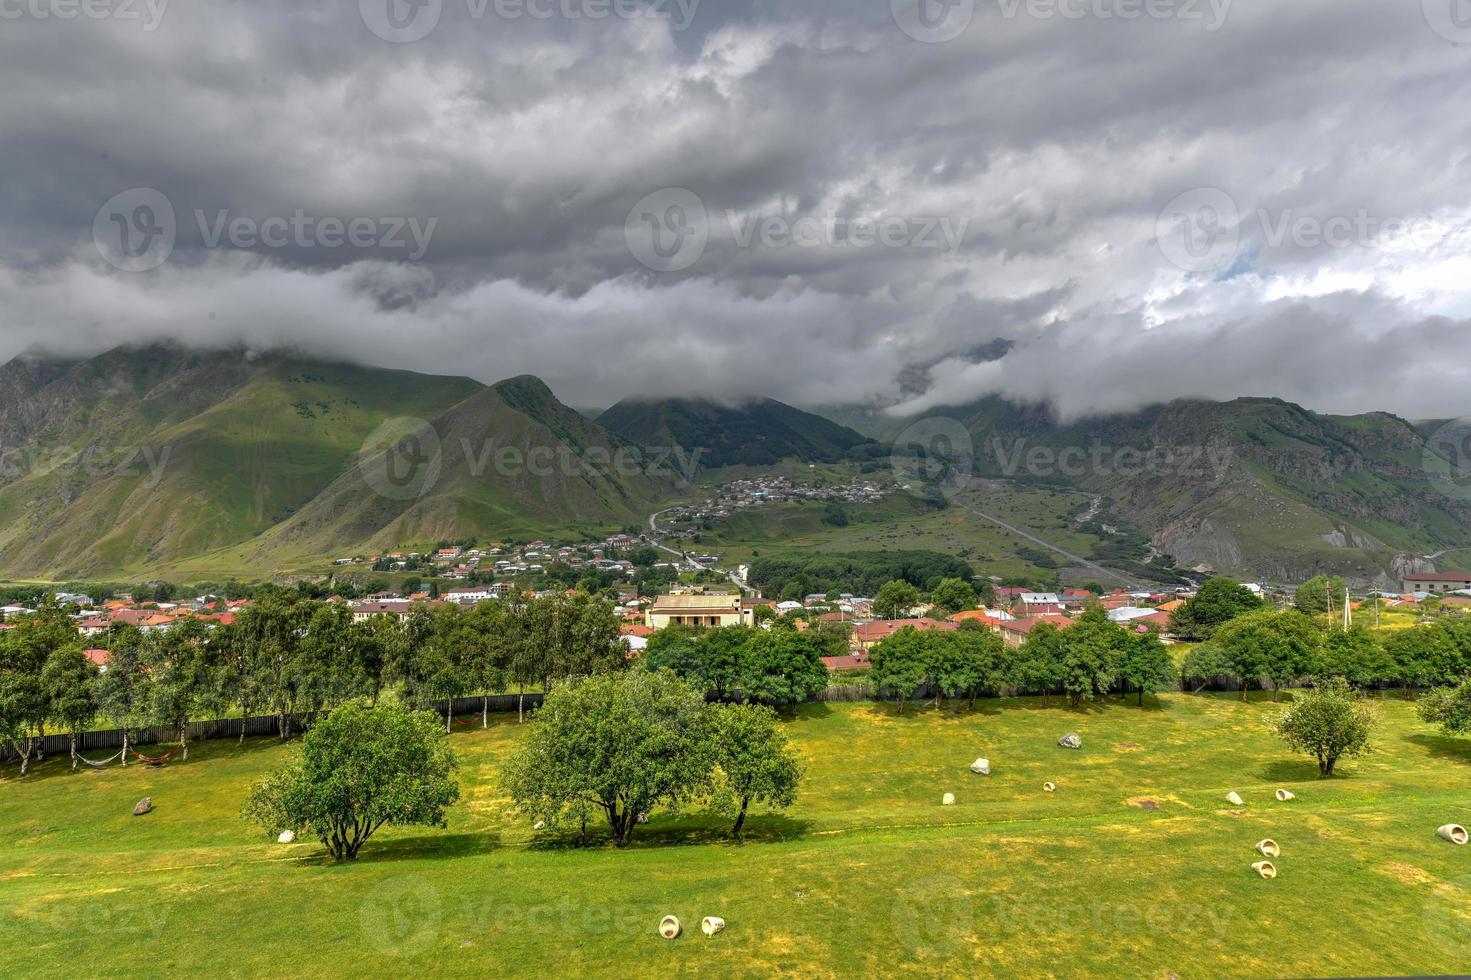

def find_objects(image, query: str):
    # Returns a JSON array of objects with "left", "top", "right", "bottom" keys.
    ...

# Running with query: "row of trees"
[
  {"left": 870, "top": 607, "right": 1175, "bottom": 711},
  {"left": 1183, "top": 609, "right": 1471, "bottom": 697},
  {"left": 0, "top": 588, "right": 631, "bottom": 775},
  {"left": 639, "top": 623, "right": 831, "bottom": 706}
]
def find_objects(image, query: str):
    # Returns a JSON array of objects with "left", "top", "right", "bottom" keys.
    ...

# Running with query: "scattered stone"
[
  {"left": 970, "top": 758, "right": 991, "bottom": 775},
  {"left": 1043, "top": 781, "right": 1056, "bottom": 793},
  {"left": 533, "top": 820, "right": 546, "bottom": 831},
  {"left": 942, "top": 793, "right": 956, "bottom": 806},
  {"left": 1058, "top": 733, "right": 1082, "bottom": 750},
  {"left": 1226, "top": 791, "right": 1244, "bottom": 806},
  {"left": 701, "top": 916, "right": 726, "bottom": 936},
  {"left": 277, "top": 830, "right": 295, "bottom": 844},
  {"left": 132, "top": 798, "right": 152, "bottom": 816}
]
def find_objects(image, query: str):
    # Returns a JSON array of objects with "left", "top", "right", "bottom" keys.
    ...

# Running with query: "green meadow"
[{"left": 4, "top": 694, "right": 1471, "bottom": 977}]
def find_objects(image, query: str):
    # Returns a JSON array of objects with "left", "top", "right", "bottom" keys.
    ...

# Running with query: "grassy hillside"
[
  {"left": 876, "top": 395, "right": 1471, "bottom": 586},
  {"left": 238, "top": 376, "right": 676, "bottom": 570},
  {"left": 0, "top": 348, "right": 483, "bottom": 578},
  {"left": 4, "top": 695, "right": 1471, "bottom": 976}
]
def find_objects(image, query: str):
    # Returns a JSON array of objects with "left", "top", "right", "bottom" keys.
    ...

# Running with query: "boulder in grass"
[
  {"left": 942, "top": 793, "right": 956, "bottom": 806},
  {"left": 132, "top": 798, "right": 152, "bottom": 816},
  {"left": 277, "top": 830, "right": 296, "bottom": 844},
  {"left": 970, "top": 758, "right": 991, "bottom": 775},
  {"left": 1226, "top": 791, "right": 1244, "bottom": 806},
  {"left": 1057, "top": 733, "right": 1082, "bottom": 750}
]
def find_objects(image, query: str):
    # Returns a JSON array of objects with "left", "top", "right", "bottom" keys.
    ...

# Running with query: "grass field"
[{"left": 4, "top": 694, "right": 1471, "bottom": 977}]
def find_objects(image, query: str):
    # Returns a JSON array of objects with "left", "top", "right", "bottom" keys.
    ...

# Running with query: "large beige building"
[{"left": 645, "top": 593, "right": 753, "bottom": 629}]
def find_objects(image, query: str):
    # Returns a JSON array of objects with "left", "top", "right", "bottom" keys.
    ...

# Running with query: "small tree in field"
[
  {"left": 1271, "top": 678, "right": 1374, "bottom": 777},
  {"left": 1417, "top": 680, "right": 1471, "bottom": 735},
  {"left": 501, "top": 672, "right": 714, "bottom": 847},
  {"left": 710, "top": 703, "right": 803, "bottom": 838},
  {"left": 244, "top": 701, "right": 459, "bottom": 860}
]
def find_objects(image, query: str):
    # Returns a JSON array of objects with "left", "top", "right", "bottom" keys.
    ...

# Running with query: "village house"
[
  {"left": 1403, "top": 572, "right": 1471, "bottom": 593},
  {"left": 645, "top": 593, "right": 754, "bottom": 629}
]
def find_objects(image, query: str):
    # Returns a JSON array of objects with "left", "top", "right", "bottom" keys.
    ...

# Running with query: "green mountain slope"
[
  {"left": 597, "top": 396, "right": 875, "bottom": 468},
  {"left": 239, "top": 376, "right": 677, "bottom": 568},
  {"left": 0, "top": 346, "right": 483, "bottom": 577},
  {"left": 882, "top": 395, "right": 1471, "bottom": 585}
]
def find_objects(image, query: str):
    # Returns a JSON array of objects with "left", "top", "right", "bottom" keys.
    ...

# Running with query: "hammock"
[
  {"left": 132, "top": 749, "right": 175, "bottom": 766},
  {"left": 76, "top": 750, "right": 125, "bottom": 768}
]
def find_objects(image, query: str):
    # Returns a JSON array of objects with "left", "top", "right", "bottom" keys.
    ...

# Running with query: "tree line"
[
  {"left": 869, "top": 606, "right": 1175, "bottom": 712},
  {"left": 0, "top": 587, "right": 630, "bottom": 775}
]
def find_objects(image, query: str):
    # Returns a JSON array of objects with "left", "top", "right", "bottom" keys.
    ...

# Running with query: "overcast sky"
[{"left": 3, "top": 0, "right": 1471, "bottom": 419}]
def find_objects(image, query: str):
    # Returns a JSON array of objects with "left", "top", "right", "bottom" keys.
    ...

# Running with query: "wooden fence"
[{"left": 0, "top": 693, "right": 547, "bottom": 763}]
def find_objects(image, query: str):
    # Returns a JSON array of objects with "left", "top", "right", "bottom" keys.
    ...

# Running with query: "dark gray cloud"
[{"left": 1, "top": 0, "right": 1470, "bottom": 415}]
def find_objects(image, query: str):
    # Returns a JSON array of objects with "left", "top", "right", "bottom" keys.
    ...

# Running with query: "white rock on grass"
[{"left": 970, "top": 758, "right": 991, "bottom": 775}]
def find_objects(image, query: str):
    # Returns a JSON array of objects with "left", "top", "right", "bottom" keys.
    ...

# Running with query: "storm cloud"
[{"left": 2, "top": 0, "right": 1470, "bottom": 416}]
